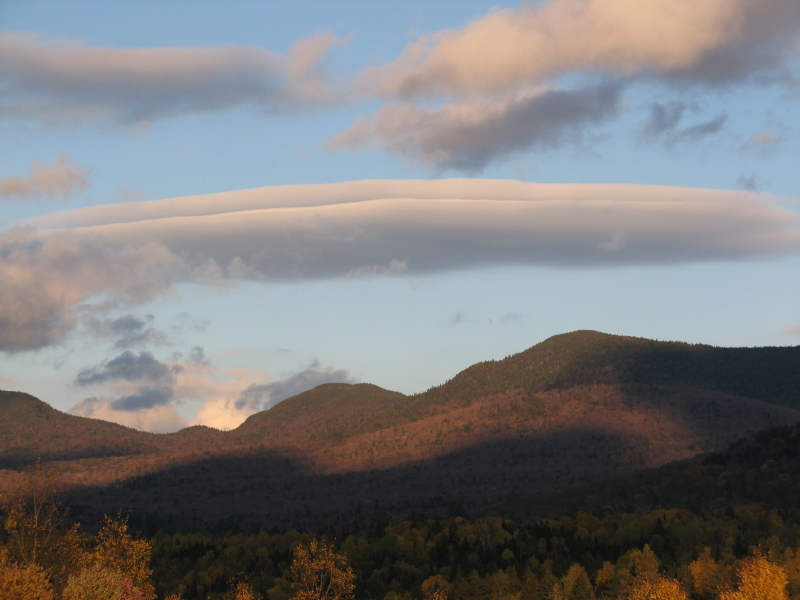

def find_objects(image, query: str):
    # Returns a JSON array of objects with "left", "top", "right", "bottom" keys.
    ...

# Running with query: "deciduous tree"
[{"left": 290, "top": 537, "right": 355, "bottom": 600}]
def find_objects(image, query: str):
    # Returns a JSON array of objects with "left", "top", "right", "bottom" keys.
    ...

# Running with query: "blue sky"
[{"left": 1, "top": 0, "right": 799, "bottom": 432}]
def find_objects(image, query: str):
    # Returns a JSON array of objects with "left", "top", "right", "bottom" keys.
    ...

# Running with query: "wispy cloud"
[
  {"left": 0, "top": 154, "right": 90, "bottom": 200},
  {"left": 0, "top": 31, "right": 346, "bottom": 126}
]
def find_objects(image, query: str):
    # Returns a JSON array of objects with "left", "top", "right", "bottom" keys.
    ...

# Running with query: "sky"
[{"left": 1, "top": 0, "right": 799, "bottom": 433}]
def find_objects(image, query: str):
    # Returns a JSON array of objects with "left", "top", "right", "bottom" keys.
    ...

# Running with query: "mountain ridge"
[{"left": 2, "top": 330, "right": 799, "bottom": 529}]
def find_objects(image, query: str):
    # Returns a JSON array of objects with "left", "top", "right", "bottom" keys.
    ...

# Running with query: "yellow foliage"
[
  {"left": 688, "top": 548, "right": 725, "bottom": 599},
  {"left": 290, "top": 536, "right": 356, "bottom": 600},
  {"left": 421, "top": 574, "right": 450, "bottom": 600},
  {"left": 62, "top": 565, "right": 129, "bottom": 600},
  {"left": 91, "top": 514, "right": 156, "bottom": 600},
  {"left": 0, "top": 545, "right": 55, "bottom": 600},
  {"left": 629, "top": 577, "right": 689, "bottom": 600},
  {"left": 719, "top": 554, "right": 789, "bottom": 600},
  {"left": 222, "top": 580, "right": 257, "bottom": 600}
]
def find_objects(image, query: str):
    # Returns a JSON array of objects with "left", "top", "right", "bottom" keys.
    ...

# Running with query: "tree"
[
  {"left": 89, "top": 514, "right": 156, "bottom": 600},
  {"left": 629, "top": 577, "right": 689, "bottom": 600},
  {"left": 290, "top": 537, "right": 356, "bottom": 600},
  {"left": 719, "top": 554, "right": 789, "bottom": 600},
  {"left": 561, "top": 563, "right": 594, "bottom": 600},
  {"left": 0, "top": 546, "right": 55, "bottom": 600},
  {"left": 0, "top": 458, "right": 83, "bottom": 586}
]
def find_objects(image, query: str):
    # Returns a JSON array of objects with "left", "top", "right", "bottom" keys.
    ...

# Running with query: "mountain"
[{"left": 1, "top": 330, "right": 798, "bottom": 529}]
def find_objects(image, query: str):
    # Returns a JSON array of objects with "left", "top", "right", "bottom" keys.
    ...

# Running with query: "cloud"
[
  {"left": 0, "top": 154, "right": 90, "bottom": 200},
  {"left": 641, "top": 103, "right": 727, "bottom": 145},
  {"left": 449, "top": 311, "right": 467, "bottom": 325},
  {"left": 786, "top": 326, "right": 800, "bottom": 335},
  {"left": 0, "top": 227, "right": 182, "bottom": 352},
  {"left": 74, "top": 350, "right": 178, "bottom": 386},
  {"left": 233, "top": 361, "right": 355, "bottom": 412},
  {"left": 71, "top": 397, "right": 186, "bottom": 433},
  {"left": 362, "top": 0, "right": 800, "bottom": 98},
  {"left": 744, "top": 130, "right": 780, "bottom": 153},
  {"left": 0, "top": 31, "right": 346, "bottom": 126},
  {"left": 737, "top": 174, "right": 760, "bottom": 192},
  {"left": 83, "top": 313, "right": 170, "bottom": 349},
  {"left": 8, "top": 180, "right": 800, "bottom": 353},
  {"left": 27, "top": 179, "right": 800, "bottom": 273},
  {"left": 329, "top": 82, "right": 623, "bottom": 172},
  {"left": 346, "top": 258, "right": 408, "bottom": 279}
]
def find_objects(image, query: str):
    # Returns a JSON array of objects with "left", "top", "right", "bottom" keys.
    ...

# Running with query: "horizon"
[{"left": 1, "top": 0, "right": 799, "bottom": 434}]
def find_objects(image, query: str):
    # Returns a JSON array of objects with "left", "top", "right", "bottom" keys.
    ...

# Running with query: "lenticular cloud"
[
  {"left": 27, "top": 179, "right": 800, "bottom": 278},
  {"left": 5, "top": 179, "right": 800, "bottom": 352}
]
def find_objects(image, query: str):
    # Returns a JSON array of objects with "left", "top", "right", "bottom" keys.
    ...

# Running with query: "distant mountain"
[{"left": 1, "top": 330, "right": 798, "bottom": 529}]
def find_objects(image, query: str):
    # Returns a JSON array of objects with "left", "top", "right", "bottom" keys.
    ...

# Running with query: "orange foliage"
[{"left": 290, "top": 537, "right": 355, "bottom": 600}]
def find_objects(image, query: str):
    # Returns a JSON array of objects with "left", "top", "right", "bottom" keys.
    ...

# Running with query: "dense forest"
[{"left": 2, "top": 438, "right": 799, "bottom": 599}]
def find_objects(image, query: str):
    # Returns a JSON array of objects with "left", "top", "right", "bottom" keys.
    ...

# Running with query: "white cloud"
[
  {"left": 71, "top": 398, "right": 187, "bottom": 434},
  {"left": 340, "top": 0, "right": 799, "bottom": 171},
  {"left": 8, "top": 180, "right": 800, "bottom": 354},
  {"left": 0, "top": 227, "right": 182, "bottom": 352},
  {"left": 0, "top": 154, "right": 90, "bottom": 200},
  {"left": 362, "top": 0, "right": 800, "bottom": 98},
  {"left": 0, "top": 31, "right": 346, "bottom": 126}
]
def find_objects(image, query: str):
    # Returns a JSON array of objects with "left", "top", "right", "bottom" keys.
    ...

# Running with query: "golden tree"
[
  {"left": 89, "top": 514, "right": 156, "bottom": 600},
  {"left": 290, "top": 536, "right": 356, "bottom": 600},
  {"left": 223, "top": 580, "right": 257, "bottom": 600},
  {"left": 0, "top": 545, "right": 55, "bottom": 600},
  {"left": 1, "top": 458, "right": 66, "bottom": 568},
  {"left": 719, "top": 554, "right": 789, "bottom": 600},
  {"left": 629, "top": 577, "right": 689, "bottom": 600},
  {"left": 421, "top": 574, "right": 450, "bottom": 600},
  {"left": 0, "top": 458, "right": 85, "bottom": 586}
]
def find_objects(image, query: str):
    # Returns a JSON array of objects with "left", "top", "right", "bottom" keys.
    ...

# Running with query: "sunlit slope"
[
  {"left": 0, "top": 390, "right": 158, "bottom": 467},
  {"left": 235, "top": 383, "right": 408, "bottom": 443}
]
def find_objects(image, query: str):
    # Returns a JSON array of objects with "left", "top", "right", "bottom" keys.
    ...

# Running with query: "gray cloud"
[
  {"left": 84, "top": 313, "right": 170, "bottom": 349},
  {"left": 641, "top": 103, "right": 727, "bottom": 145},
  {"left": 235, "top": 362, "right": 355, "bottom": 412},
  {"left": 737, "top": 174, "right": 760, "bottom": 192},
  {"left": 188, "top": 346, "right": 209, "bottom": 366},
  {"left": 109, "top": 386, "right": 174, "bottom": 411},
  {"left": 75, "top": 350, "right": 178, "bottom": 386},
  {"left": 0, "top": 31, "right": 345, "bottom": 126},
  {"left": 0, "top": 154, "right": 90, "bottom": 200},
  {"left": 329, "top": 82, "right": 623, "bottom": 172},
  {"left": 642, "top": 102, "right": 687, "bottom": 140},
  {"left": 449, "top": 311, "right": 467, "bottom": 326}
]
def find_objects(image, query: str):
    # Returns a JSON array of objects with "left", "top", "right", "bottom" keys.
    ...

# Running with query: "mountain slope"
[
  {"left": 2, "top": 331, "right": 799, "bottom": 529},
  {"left": 0, "top": 391, "right": 158, "bottom": 467}
]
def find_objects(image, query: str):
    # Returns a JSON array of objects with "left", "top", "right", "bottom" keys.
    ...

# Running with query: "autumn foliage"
[{"left": 290, "top": 537, "right": 356, "bottom": 600}]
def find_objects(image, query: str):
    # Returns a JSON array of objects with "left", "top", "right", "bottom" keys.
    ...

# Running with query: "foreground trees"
[{"left": 1, "top": 461, "right": 798, "bottom": 599}]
